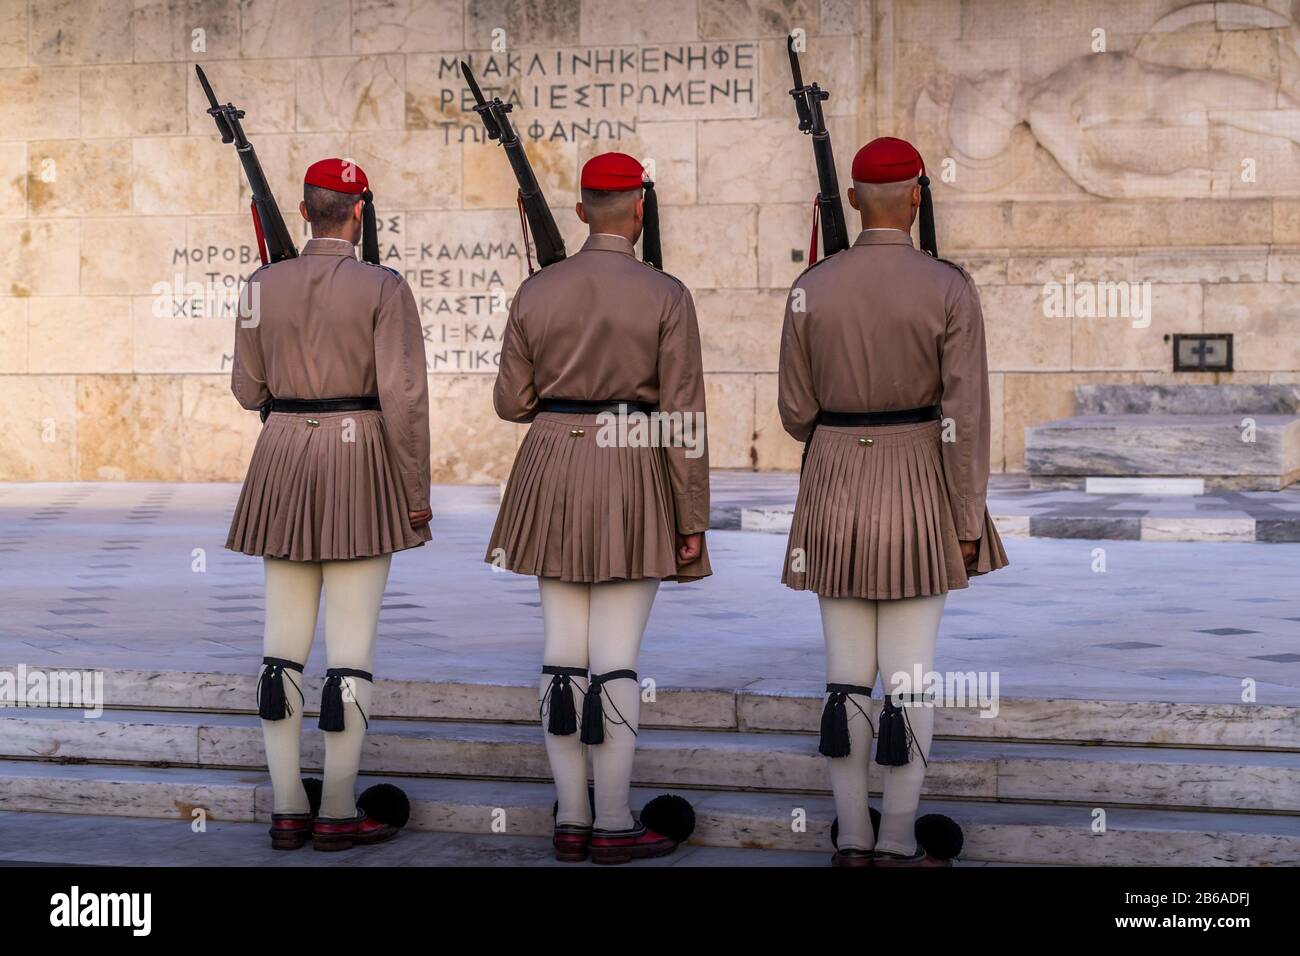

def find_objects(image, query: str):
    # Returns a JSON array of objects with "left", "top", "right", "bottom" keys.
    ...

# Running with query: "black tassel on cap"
[
  {"left": 257, "top": 657, "right": 304, "bottom": 721},
  {"left": 917, "top": 173, "right": 937, "bottom": 258},
  {"left": 360, "top": 189, "right": 380, "bottom": 265},
  {"left": 818, "top": 683, "right": 872, "bottom": 758},
  {"left": 318, "top": 667, "right": 372, "bottom": 733},
  {"left": 640, "top": 180, "right": 662, "bottom": 270},
  {"left": 541, "top": 665, "right": 586, "bottom": 736}
]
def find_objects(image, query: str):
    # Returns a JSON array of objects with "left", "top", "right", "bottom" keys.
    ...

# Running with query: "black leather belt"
[
  {"left": 538, "top": 398, "right": 656, "bottom": 415},
  {"left": 260, "top": 396, "right": 381, "bottom": 423},
  {"left": 817, "top": 405, "right": 941, "bottom": 427},
  {"left": 269, "top": 397, "right": 381, "bottom": 414}
]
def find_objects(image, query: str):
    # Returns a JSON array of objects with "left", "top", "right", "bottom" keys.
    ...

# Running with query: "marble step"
[
  {"left": 33, "top": 666, "right": 1300, "bottom": 750},
  {"left": 0, "top": 762, "right": 1294, "bottom": 866},
  {"left": 1024, "top": 414, "right": 1300, "bottom": 491},
  {"left": 5, "top": 708, "right": 1299, "bottom": 812},
  {"left": 0, "top": 810, "right": 832, "bottom": 868},
  {"left": 1075, "top": 385, "right": 1300, "bottom": 416}
]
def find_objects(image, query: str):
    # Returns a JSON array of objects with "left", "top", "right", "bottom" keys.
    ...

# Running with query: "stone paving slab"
[
  {"left": 0, "top": 810, "right": 828, "bottom": 868},
  {"left": 1, "top": 480, "right": 1298, "bottom": 705}
]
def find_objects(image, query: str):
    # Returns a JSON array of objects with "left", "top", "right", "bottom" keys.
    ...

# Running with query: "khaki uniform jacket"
[
  {"left": 493, "top": 234, "right": 710, "bottom": 535},
  {"left": 778, "top": 229, "right": 992, "bottom": 540},
  {"left": 231, "top": 237, "right": 431, "bottom": 513}
]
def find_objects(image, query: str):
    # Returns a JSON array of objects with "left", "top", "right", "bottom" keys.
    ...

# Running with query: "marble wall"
[{"left": 1, "top": 0, "right": 1298, "bottom": 481}]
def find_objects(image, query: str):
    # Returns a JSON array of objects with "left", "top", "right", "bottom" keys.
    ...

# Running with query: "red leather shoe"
[
  {"left": 872, "top": 848, "right": 951, "bottom": 867},
  {"left": 553, "top": 823, "right": 592, "bottom": 862},
  {"left": 312, "top": 813, "right": 398, "bottom": 852},
  {"left": 590, "top": 823, "right": 678, "bottom": 865},
  {"left": 269, "top": 812, "right": 314, "bottom": 851},
  {"left": 831, "top": 847, "right": 873, "bottom": 867}
]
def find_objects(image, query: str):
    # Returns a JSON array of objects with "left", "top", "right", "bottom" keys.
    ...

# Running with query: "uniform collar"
[
  {"left": 853, "top": 228, "right": 914, "bottom": 248},
  {"left": 581, "top": 234, "right": 636, "bottom": 256},
  {"left": 302, "top": 237, "right": 358, "bottom": 257}
]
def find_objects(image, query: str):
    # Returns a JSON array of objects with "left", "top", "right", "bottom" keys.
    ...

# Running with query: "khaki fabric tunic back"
[
  {"left": 779, "top": 229, "right": 1007, "bottom": 599},
  {"left": 487, "top": 234, "right": 710, "bottom": 582},
  {"left": 226, "top": 238, "right": 431, "bottom": 561}
]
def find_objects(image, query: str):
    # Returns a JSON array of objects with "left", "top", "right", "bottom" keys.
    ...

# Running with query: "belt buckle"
[
  {"left": 570, "top": 428, "right": 585, "bottom": 438},
  {"left": 858, "top": 437, "right": 874, "bottom": 446},
  {"left": 306, "top": 419, "right": 320, "bottom": 428}
]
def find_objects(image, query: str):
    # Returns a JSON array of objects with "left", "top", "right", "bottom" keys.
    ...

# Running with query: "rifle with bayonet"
[
  {"left": 786, "top": 35, "right": 848, "bottom": 265},
  {"left": 461, "top": 60, "right": 566, "bottom": 273},
  {"left": 195, "top": 65, "right": 298, "bottom": 266}
]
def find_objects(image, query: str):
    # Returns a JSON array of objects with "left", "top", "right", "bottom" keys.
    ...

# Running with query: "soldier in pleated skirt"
[
  {"left": 486, "top": 152, "right": 710, "bottom": 864},
  {"left": 227, "top": 159, "right": 430, "bottom": 851},
  {"left": 779, "top": 137, "right": 1008, "bottom": 866}
]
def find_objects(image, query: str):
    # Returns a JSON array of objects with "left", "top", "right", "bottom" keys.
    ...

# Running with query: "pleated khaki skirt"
[
  {"left": 226, "top": 409, "right": 430, "bottom": 562},
  {"left": 782, "top": 419, "right": 1007, "bottom": 600},
  {"left": 486, "top": 411, "right": 711, "bottom": 583}
]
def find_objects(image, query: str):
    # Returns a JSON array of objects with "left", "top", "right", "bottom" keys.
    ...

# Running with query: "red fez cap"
[
  {"left": 304, "top": 158, "right": 370, "bottom": 196},
  {"left": 851, "top": 137, "right": 926, "bottom": 184},
  {"left": 580, "top": 152, "right": 646, "bottom": 191}
]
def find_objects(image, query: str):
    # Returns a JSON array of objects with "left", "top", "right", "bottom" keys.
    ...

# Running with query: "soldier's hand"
[
  {"left": 677, "top": 532, "right": 704, "bottom": 564},
  {"left": 959, "top": 539, "right": 978, "bottom": 569},
  {"left": 409, "top": 508, "right": 432, "bottom": 530}
]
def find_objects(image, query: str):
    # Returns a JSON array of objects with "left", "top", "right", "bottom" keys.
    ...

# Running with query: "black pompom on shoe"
[
  {"left": 915, "top": 813, "right": 963, "bottom": 862},
  {"left": 357, "top": 784, "right": 411, "bottom": 829},
  {"left": 638, "top": 794, "right": 696, "bottom": 844}
]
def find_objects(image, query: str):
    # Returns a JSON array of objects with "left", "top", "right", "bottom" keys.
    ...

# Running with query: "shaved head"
[
  {"left": 852, "top": 178, "right": 918, "bottom": 220},
  {"left": 579, "top": 187, "right": 641, "bottom": 229},
  {"left": 303, "top": 184, "right": 360, "bottom": 230},
  {"left": 848, "top": 176, "right": 921, "bottom": 232}
]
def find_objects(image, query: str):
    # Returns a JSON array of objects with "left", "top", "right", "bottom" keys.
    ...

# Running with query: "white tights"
[
  {"left": 538, "top": 577, "right": 660, "bottom": 831},
  {"left": 819, "top": 592, "right": 947, "bottom": 855},
  {"left": 259, "top": 553, "right": 392, "bottom": 820}
]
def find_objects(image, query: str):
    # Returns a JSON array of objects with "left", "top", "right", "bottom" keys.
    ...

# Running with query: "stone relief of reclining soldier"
[{"left": 925, "top": 10, "right": 1300, "bottom": 199}]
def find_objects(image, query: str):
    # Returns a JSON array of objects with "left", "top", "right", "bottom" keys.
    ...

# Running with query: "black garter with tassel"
[
  {"left": 257, "top": 657, "right": 304, "bottom": 721},
  {"left": 540, "top": 665, "right": 587, "bottom": 736},
  {"left": 875, "top": 693, "right": 933, "bottom": 767},
  {"left": 818, "top": 683, "right": 874, "bottom": 758},
  {"left": 580, "top": 669, "right": 638, "bottom": 746},
  {"left": 318, "top": 667, "right": 373, "bottom": 732}
]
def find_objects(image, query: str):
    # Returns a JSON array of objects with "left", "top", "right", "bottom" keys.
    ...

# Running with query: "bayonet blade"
[
  {"left": 461, "top": 60, "right": 487, "bottom": 107},
  {"left": 787, "top": 34, "right": 804, "bottom": 88},
  {"left": 195, "top": 64, "right": 220, "bottom": 111}
]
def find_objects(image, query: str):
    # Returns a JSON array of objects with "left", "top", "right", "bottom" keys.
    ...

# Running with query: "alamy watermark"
[
  {"left": 594, "top": 405, "right": 706, "bottom": 459},
  {"left": 1, "top": 665, "right": 104, "bottom": 718},
  {"left": 881, "top": 665, "right": 1001, "bottom": 719},
  {"left": 1042, "top": 273, "right": 1151, "bottom": 329}
]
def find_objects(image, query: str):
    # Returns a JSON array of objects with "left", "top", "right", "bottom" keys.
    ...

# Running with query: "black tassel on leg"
[
  {"left": 819, "top": 683, "right": 873, "bottom": 758},
  {"left": 318, "top": 667, "right": 373, "bottom": 732},
  {"left": 875, "top": 697, "right": 911, "bottom": 766},
  {"left": 580, "top": 681, "right": 605, "bottom": 745},
  {"left": 819, "top": 691, "right": 850, "bottom": 758},
  {"left": 256, "top": 657, "right": 304, "bottom": 721},
  {"left": 580, "top": 669, "right": 638, "bottom": 746},
  {"left": 541, "top": 665, "right": 586, "bottom": 736}
]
